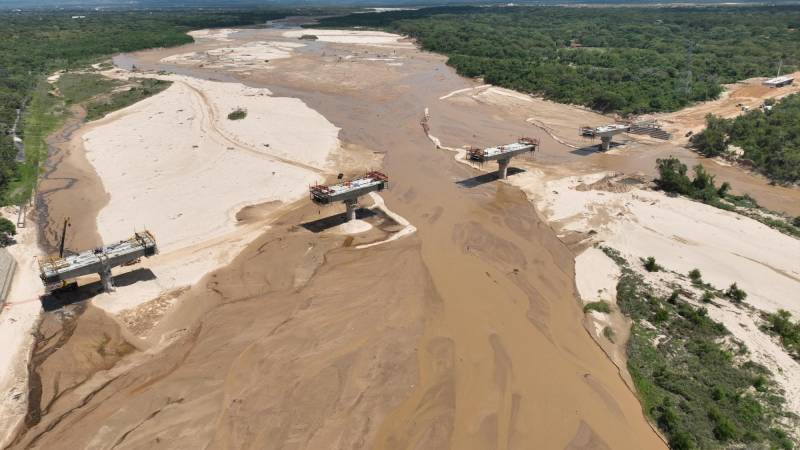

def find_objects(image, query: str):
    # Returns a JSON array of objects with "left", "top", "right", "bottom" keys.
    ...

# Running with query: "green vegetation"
[
  {"left": 655, "top": 157, "right": 800, "bottom": 238},
  {"left": 760, "top": 310, "right": 800, "bottom": 361},
  {"left": 227, "top": 107, "right": 248, "bottom": 121},
  {"left": 0, "top": 8, "right": 297, "bottom": 204},
  {"left": 725, "top": 283, "right": 748, "bottom": 303},
  {"left": 7, "top": 81, "right": 64, "bottom": 205},
  {"left": 315, "top": 5, "right": 800, "bottom": 115},
  {"left": 57, "top": 73, "right": 120, "bottom": 105},
  {"left": 85, "top": 78, "right": 172, "bottom": 121},
  {"left": 583, "top": 300, "right": 611, "bottom": 314},
  {"left": 691, "top": 94, "right": 800, "bottom": 184},
  {"left": 689, "top": 268, "right": 703, "bottom": 285},
  {"left": 600, "top": 246, "right": 794, "bottom": 450},
  {"left": 0, "top": 217, "right": 16, "bottom": 245},
  {"left": 602, "top": 325, "right": 615, "bottom": 343},
  {"left": 643, "top": 256, "right": 662, "bottom": 272}
]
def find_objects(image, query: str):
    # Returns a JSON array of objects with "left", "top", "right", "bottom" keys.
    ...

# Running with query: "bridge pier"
[
  {"left": 99, "top": 265, "right": 115, "bottom": 292},
  {"left": 344, "top": 198, "right": 358, "bottom": 222},
  {"left": 600, "top": 135, "right": 612, "bottom": 151},
  {"left": 497, "top": 158, "right": 511, "bottom": 179}
]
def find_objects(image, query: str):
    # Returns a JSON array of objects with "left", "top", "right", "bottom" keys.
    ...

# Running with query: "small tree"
[
  {"left": 717, "top": 181, "right": 731, "bottom": 198},
  {"left": 689, "top": 268, "right": 703, "bottom": 285},
  {"left": 725, "top": 283, "right": 747, "bottom": 302},
  {"left": 656, "top": 157, "right": 692, "bottom": 195},
  {"left": 0, "top": 218, "right": 16, "bottom": 245},
  {"left": 690, "top": 114, "right": 729, "bottom": 157},
  {"left": 643, "top": 256, "right": 661, "bottom": 272}
]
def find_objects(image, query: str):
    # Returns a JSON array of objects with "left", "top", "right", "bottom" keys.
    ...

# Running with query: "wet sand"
[
  {"left": 36, "top": 105, "right": 107, "bottom": 254},
  {"left": 11, "top": 29, "right": 670, "bottom": 448}
]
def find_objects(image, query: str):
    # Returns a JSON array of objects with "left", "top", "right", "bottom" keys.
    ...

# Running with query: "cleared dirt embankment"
[{"left": 9, "top": 29, "right": 666, "bottom": 449}]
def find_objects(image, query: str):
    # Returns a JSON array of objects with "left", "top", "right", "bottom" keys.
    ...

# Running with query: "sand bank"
[
  {"left": 282, "top": 29, "right": 414, "bottom": 47},
  {"left": 78, "top": 73, "right": 340, "bottom": 321},
  {"left": 513, "top": 169, "right": 800, "bottom": 417},
  {"left": 0, "top": 208, "right": 45, "bottom": 446},
  {"left": 160, "top": 41, "right": 306, "bottom": 71},
  {"left": 187, "top": 28, "right": 239, "bottom": 42},
  {"left": 85, "top": 76, "right": 336, "bottom": 250}
]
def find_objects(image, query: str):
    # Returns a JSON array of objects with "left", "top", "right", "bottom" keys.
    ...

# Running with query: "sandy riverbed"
[
  {"left": 13, "top": 22, "right": 800, "bottom": 448},
  {"left": 4, "top": 27, "right": 673, "bottom": 450}
]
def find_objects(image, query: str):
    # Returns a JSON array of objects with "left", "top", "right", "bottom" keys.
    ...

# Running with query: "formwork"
[{"left": 309, "top": 171, "right": 389, "bottom": 205}]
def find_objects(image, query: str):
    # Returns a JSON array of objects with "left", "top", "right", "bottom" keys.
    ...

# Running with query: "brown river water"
[{"left": 18, "top": 25, "right": 794, "bottom": 449}]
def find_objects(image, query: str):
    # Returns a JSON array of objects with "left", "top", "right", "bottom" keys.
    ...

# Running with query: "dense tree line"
[
  {"left": 691, "top": 94, "right": 800, "bottom": 184},
  {"left": 315, "top": 6, "right": 800, "bottom": 115},
  {"left": 0, "top": 8, "right": 299, "bottom": 203}
]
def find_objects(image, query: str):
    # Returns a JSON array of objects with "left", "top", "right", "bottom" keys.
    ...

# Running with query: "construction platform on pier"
[
  {"left": 310, "top": 171, "right": 389, "bottom": 221},
  {"left": 580, "top": 124, "right": 630, "bottom": 150},
  {"left": 39, "top": 231, "right": 157, "bottom": 292},
  {"left": 466, "top": 137, "right": 539, "bottom": 179}
]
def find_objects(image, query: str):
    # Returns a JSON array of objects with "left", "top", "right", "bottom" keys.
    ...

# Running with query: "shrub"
[
  {"left": 760, "top": 309, "right": 800, "bottom": 360},
  {"left": 701, "top": 291, "right": 715, "bottom": 303},
  {"left": 0, "top": 217, "right": 16, "bottom": 245},
  {"left": 227, "top": 107, "right": 247, "bottom": 120},
  {"left": 583, "top": 301, "right": 611, "bottom": 314},
  {"left": 666, "top": 290, "right": 680, "bottom": 304},
  {"left": 709, "top": 407, "right": 738, "bottom": 441},
  {"left": 655, "top": 157, "right": 692, "bottom": 195},
  {"left": 725, "top": 283, "right": 747, "bottom": 303},
  {"left": 603, "top": 326, "right": 615, "bottom": 342},
  {"left": 643, "top": 256, "right": 661, "bottom": 272},
  {"left": 690, "top": 114, "right": 729, "bottom": 157},
  {"left": 688, "top": 268, "right": 703, "bottom": 284},
  {"left": 717, "top": 181, "right": 731, "bottom": 197}
]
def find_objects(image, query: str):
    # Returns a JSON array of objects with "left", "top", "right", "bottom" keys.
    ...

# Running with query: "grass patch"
[
  {"left": 601, "top": 245, "right": 794, "bottom": 450},
  {"left": 583, "top": 300, "right": 611, "bottom": 314},
  {"left": 227, "top": 107, "right": 247, "bottom": 121},
  {"left": 85, "top": 78, "right": 171, "bottom": 121},
  {"left": 5, "top": 81, "right": 65, "bottom": 204},
  {"left": 56, "top": 72, "right": 120, "bottom": 105}
]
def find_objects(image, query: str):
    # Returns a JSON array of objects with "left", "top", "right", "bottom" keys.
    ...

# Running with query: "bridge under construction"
[
  {"left": 467, "top": 137, "right": 539, "bottom": 179},
  {"left": 310, "top": 171, "right": 389, "bottom": 221},
  {"left": 39, "top": 231, "right": 158, "bottom": 292}
]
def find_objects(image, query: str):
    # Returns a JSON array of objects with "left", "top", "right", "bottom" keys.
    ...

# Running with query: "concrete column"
[
  {"left": 600, "top": 135, "right": 612, "bottom": 151},
  {"left": 497, "top": 158, "right": 511, "bottom": 179},
  {"left": 344, "top": 198, "right": 358, "bottom": 222},
  {"left": 99, "top": 265, "right": 115, "bottom": 292}
]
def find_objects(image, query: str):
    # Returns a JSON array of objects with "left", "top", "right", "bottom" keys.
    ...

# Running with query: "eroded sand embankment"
[{"left": 7, "top": 27, "right": 668, "bottom": 449}]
